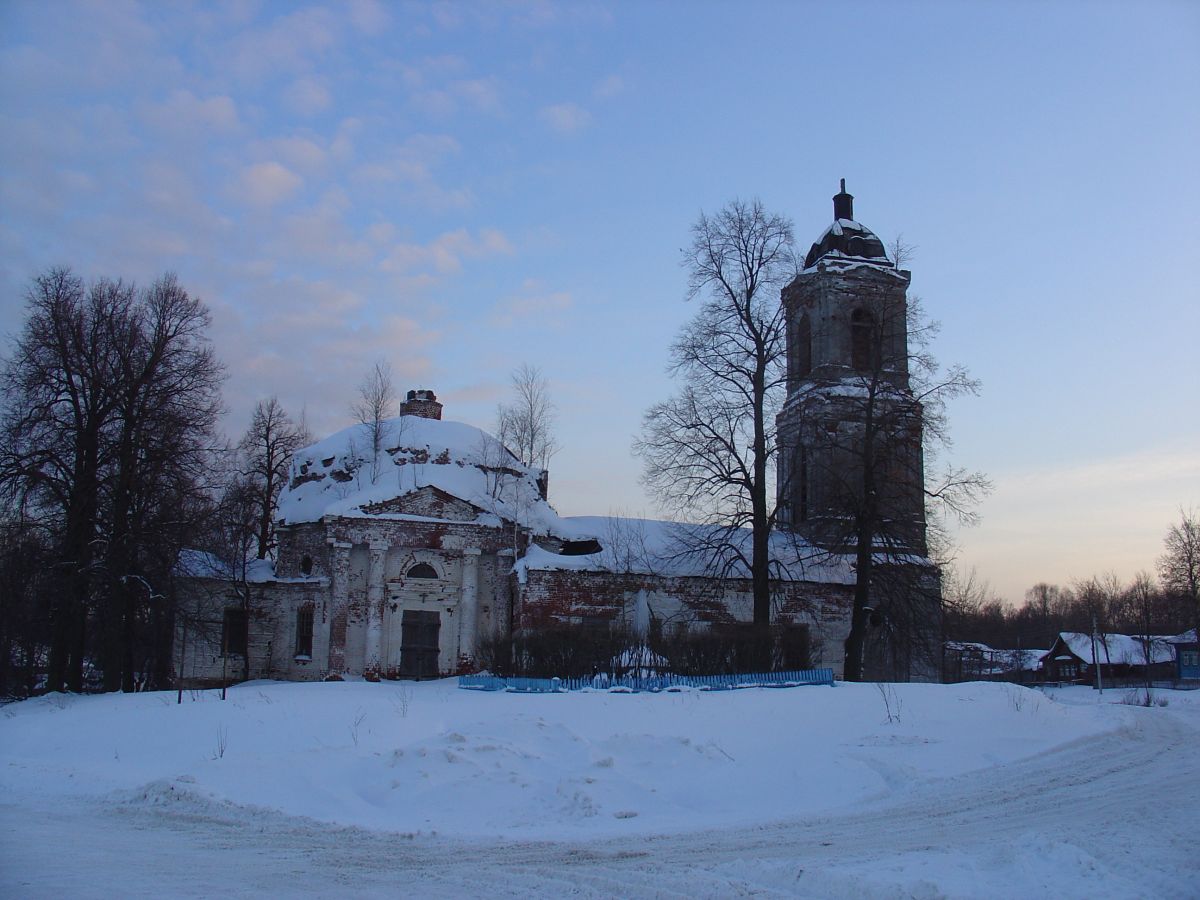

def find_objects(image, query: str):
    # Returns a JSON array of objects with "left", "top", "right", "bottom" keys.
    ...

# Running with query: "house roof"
[
  {"left": 943, "top": 642, "right": 1045, "bottom": 673},
  {"left": 1044, "top": 632, "right": 1178, "bottom": 667}
]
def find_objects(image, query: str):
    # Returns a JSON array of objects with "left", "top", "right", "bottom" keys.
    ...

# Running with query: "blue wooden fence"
[{"left": 458, "top": 668, "right": 834, "bottom": 693}]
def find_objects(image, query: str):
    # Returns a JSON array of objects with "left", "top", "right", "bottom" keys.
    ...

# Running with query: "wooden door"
[{"left": 400, "top": 609, "right": 440, "bottom": 678}]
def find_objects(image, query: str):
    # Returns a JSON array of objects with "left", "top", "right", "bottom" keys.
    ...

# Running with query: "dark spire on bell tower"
[{"left": 833, "top": 178, "right": 854, "bottom": 221}]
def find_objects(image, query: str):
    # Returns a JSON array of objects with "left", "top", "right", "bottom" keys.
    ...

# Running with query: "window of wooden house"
[
  {"left": 295, "top": 604, "right": 314, "bottom": 658},
  {"left": 222, "top": 607, "right": 248, "bottom": 657}
]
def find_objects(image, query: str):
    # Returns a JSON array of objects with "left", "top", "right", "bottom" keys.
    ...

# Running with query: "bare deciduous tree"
[
  {"left": 496, "top": 363, "right": 558, "bottom": 471},
  {"left": 635, "top": 199, "right": 796, "bottom": 628},
  {"left": 1159, "top": 507, "right": 1200, "bottom": 638},
  {"left": 237, "top": 397, "right": 310, "bottom": 559},
  {"left": 1, "top": 268, "right": 224, "bottom": 692},
  {"left": 351, "top": 361, "right": 397, "bottom": 482},
  {"left": 792, "top": 284, "right": 989, "bottom": 680}
]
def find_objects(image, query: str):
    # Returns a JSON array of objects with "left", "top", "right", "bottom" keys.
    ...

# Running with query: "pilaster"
[
  {"left": 326, "top": 540, "right": 352, "bottom": 674},
  {"left": 364, "top": 541, "right": 388, "bottom": 675},
  {"left": 458, "top": 548, "right": 482, "bottom": 664}
]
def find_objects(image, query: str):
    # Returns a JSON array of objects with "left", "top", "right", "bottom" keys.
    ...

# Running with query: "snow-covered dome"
[
  {"left": 276, "top": 414, "right": 563, "bottom": 534},
  {"left": 803, "top": 180, "right": 892, "bottom": 269}
]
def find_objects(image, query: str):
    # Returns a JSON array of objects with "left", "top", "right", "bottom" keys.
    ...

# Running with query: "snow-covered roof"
[
  {"left": 944, "top": 642, "right": 1045, "bottom": 673},
  {"left": 515, "top": 515, "right": 854, "bottom": 584},
  {"left": 277, "top": 415, "right": 563, "bottom": 534},
  {"left": 779, "top": 375, "right": 915, "bottom": 418},
  {"left": 1046, "top": 633, "right": 1177, "bottom": 667},
  {"left": 175, "top": 551, "right": 281, "bottom": 583},
  {"left": 174, "top": 549, "right": 234, "bottom": 580},
  {"left": 802, "top": 217, "right": 892, "bottom": 271},
  {"left": 945, "top": 641, "right": 994, "bottom": 653}
]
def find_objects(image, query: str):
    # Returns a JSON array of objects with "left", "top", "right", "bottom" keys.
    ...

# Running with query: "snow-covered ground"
[{"left": 1, "top": 680, "right": 1196, "bottom": 898}]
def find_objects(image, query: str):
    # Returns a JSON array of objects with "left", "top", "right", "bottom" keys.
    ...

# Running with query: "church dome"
[{"left": 803, "top": 180, "right": 892, "bottom": 269}]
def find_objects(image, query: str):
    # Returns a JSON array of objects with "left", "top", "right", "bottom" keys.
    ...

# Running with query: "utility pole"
[{"left": 1091, "top": 613, "right": 1103, "bottom": 694}]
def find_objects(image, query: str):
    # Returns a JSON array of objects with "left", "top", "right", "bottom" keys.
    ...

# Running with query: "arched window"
[
  {"left": 795, "top": 313, "right": 812, "bottom": 378},
  {"left": 407, "top": 562, "right": 438, "bottom": 579},
  {"left": 295, "top": 604, "right": 314, "bottom": 658},
  {"left": 798, "top": 448, "right": 809, "bottom": 522},
  {"left": 299, "top": 555, "right": 313, "bottom": 576},
  {"left": 851, "top": 309, "right": 876, "bottom": 372}
]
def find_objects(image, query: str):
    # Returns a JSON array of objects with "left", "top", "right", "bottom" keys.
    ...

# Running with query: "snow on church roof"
[
  {"left": 276, "top": 414, "right": 563, "bottom": 534},
  {"left": 801, "top": 180, "right": 896, "bottom": 273},
  {"left": 515, "top": 515, "right": 854, "bottom": 584}
]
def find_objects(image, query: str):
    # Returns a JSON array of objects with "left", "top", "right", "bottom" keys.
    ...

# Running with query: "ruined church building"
[{"left": 178, "top": 184, "right": 940, "bottom": 686}]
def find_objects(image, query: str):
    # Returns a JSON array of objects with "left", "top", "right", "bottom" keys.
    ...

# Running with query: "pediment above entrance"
[{"left": 360, "top": 486, "right": 486, "bottom": 522}]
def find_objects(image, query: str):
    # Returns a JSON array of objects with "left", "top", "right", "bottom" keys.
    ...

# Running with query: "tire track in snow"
[{"left": 2, "top": 706, "right": 1196, "bottom": 898}]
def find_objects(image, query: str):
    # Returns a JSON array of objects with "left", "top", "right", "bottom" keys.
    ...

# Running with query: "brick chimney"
[{"left": 400, "top": 389, "right": 442, "bottom": 420}]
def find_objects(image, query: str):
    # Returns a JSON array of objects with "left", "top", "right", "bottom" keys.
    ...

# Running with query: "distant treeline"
[{"left": 945, "top": 515, "right": 1198, "bottom": 650}]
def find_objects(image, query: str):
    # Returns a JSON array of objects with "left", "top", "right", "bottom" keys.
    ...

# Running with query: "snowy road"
[{"left": 3, "top": 699, "right": 1196, "bottom": 898}]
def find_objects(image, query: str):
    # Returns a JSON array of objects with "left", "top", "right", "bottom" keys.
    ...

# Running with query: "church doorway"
[{"left": 398, "top": 609, "right": 440, "bottom": 678}]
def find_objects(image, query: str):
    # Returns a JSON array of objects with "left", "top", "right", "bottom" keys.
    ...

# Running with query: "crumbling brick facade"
[{"left": 515, "top": 568, "right": 854, "bottom": 675}]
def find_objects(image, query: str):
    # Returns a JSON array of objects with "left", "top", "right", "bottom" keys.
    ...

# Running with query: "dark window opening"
[
  {"left": 796, "top": 314, "right": 812, "bottom": 378},
  {"left": 798, "top": 448, "right": 809, "bottom": 522},
  {"left": 561, "top": 539, "right": 602, "bottom": 556},
  {"left": 222, "top": 607, "right": 248, "bottom": 657},
  {"left": 295, "top": 604, "right": 314, "bottom": 657},
  {"left": 299, "top": 555, "right": 313, "bottom": 576},
  {"left": 581, "top": 615, "right": 610, "bottom": 632},
  {"left": 407, "top": 562, "right": 438, "bottom": 579},
  {"left": 851, "top": 308, "right": 876, "bottom": 372}
]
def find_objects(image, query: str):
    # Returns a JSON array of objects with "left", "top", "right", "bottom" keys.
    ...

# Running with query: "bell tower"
[{"left": 776, "top": 182, "right": 927, "bottom": 555}]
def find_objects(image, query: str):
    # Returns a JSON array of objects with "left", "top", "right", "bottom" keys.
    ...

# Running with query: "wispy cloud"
[
  {"left": 381, "top": 228, "right": 513, "bottom": 276},
  {"left": 142, "top": 90, "right": 240, "bottom": 136},
  {"left": 347, "top": 0, "right": 392, "bottom": 35},
  {"left": 491, "top": 279, "right": 573, "bottom": 327},
  {"left": 352, "top": 134, "right": 473, "bottom": 211},
  {"left": 222, "top": 7, "right": 342, "bottom": 80},
  {"left": 284, "top": 77, "right": 333, "bottom": 116},
  {"left": 236, "top": 162, "right": 303, "bottom": 209},
  {"left": 540, "top": 102, "right": 591, "bottom": 134},
  {"left": 594, "top": 73, "right": 624, "bottom": 99}
]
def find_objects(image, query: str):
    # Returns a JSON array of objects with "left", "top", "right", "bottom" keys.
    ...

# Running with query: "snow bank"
[
  {"left": 0, "top": 680, "right": 1123, "bottom": 841},
  {"left": 4, "top": 683, "right": 1199, "bottom": 898}
]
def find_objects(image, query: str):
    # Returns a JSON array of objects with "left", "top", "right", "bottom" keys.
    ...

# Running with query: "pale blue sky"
[{"left": 2, "top": 0, "right": 1197, "bottom": 605}]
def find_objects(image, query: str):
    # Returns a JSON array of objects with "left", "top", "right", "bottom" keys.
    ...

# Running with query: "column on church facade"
[
  {"left": 458, "top": 548, "right": 482, "bottom": 663},
  {"left": 364, "top": 541, "right": 388, "bottom": 674},
  {"left": 326, "top": 540, "right": 353, "bottom": 674}
]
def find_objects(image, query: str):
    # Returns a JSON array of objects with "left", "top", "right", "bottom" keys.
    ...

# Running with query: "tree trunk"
[{"left": 843, "top": 533, "right": 875, "bottom": 682}]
